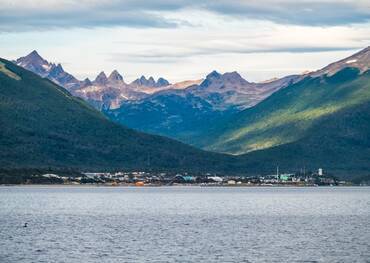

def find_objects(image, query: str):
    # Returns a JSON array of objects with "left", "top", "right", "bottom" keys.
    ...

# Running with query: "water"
[{"left": 0, "top": 186, "right": 369, "bottom": 263}]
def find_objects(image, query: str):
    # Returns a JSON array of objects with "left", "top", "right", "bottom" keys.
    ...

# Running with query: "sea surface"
[{"left": 0, "top": 186, "right": 369, "bottom": 263}]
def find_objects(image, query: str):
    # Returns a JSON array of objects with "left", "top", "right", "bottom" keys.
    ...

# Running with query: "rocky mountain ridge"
[
  {"left": 15, "top": 47, "right": 370, "bottom": 146},
  {"left": 15, "top": 51, "right": 174, "bottom": 109},
  {"left": 15, "top": 50, "right": 298, "bottom": 111},
  {"left": 16, "top": 50, "right": 81, "bottom": 90}
]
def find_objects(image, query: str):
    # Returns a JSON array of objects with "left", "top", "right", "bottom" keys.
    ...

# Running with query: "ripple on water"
[{"left": 0, "top": 186, "right": 369, "bottom": 262}]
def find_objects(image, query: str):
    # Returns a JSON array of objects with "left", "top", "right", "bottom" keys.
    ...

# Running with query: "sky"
[{"left": 1, "top": 0, "right": 370, "bottom": 83}]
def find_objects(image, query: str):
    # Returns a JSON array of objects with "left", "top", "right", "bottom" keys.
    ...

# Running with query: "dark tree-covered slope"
[{"left": 0, "top": 58, "right": 243, "bottom": 172}]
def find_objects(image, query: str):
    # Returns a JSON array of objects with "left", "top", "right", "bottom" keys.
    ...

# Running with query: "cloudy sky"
[{"left": 1, "top": 0, "right": 370, "bottom": 82}]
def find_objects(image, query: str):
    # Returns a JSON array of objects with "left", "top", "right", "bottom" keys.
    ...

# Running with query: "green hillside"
[
  {"left": 0, "top": 58, "right": 243, "bottom": 172},
  {"left": 238, "top": 100, "right": 370, "bottom": 180},
  {"left": 200, "top": 68, "right": 370, "bottom": 154}
]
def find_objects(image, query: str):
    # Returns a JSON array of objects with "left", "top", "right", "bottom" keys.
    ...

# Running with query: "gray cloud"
[
  {"left": 0, "top": 0, "right": 369, "bottom": 32},
  {"left": 0, "top": 1, "right": 183, "bottom": 32},
  {"left": 201, "top": 1, "right": 370, "bottom": 26},
  {"left": 111, "top": 45, "right": 360, "bottom": 63}
]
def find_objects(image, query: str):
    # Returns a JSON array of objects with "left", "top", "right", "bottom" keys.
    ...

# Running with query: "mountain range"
[
  {"left": 15, "top": 50, "right": 299, "bottom": 142},
  {"left": 198, "top": 47, "right": 370, "bottom": 154},
  {"left": 15, "top": 51, "right": 175, "bottom": 110},
  {"left": 105, "top": 71, "right": 298, "bottom": 143},
  {"left": 6, "top": 46, "right": 370, "bottom": 180},
  {"left": 16, "top": 51, "right": 297, "bottom": 112}
]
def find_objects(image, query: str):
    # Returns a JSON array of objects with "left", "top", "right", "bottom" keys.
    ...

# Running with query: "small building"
[
  {"left": 207, "top": 176, "right": 223, "bottom": 183},
  {"left": 227, "top": 180, "right": 236, "bottom": 185}
]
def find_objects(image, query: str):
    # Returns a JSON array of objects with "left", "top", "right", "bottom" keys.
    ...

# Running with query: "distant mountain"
[
  {"left": 94, "top": 71, "right": 109, "bottom": 86},
  {"left": 15, "top": 51, "right": 192, "bottom": 110},
  {"left": 15, "top": 51, "right": 295, "bottom": 112},
  {"left": 81, "top": 77, "right": 92, "bottom": 87},
  {"left": 187, "top": 70, "right": 299, "bottom": 110},
  {"left": 0, "top": 58, "right": 248, "bottom": 172},
  {"left": 15, "top": 50, "right": 81, "bottom": 90},
  {"left": 107, "top": 70, "right": 298, "bottom": 143},
  {"left": 131, "top": 75, "right": 170, "bottom": 88},
  {"left": 14, "top": 51, "right": 284, "bottom": 142},
  {"left": 15, "top": 51, "right": 296, "bottom": 136},
  {"left": 74, "top": 70, "right": 147, "bottom": 110},
  {"left": 15, "top": 50, "right": 50, "bottom": 77},
  {"left": 108, "top": 70, "right": 125, "bottom": 84},
  {"left": 198, "top": 47, "right": 370, "bottom": 155}
]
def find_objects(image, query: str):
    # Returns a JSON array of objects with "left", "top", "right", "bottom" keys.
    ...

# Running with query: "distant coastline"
[
  {"left": 0, "top": 183, "right": 361, "bottom": 187},
  {"left": 1, "top": 168, "right": 365, "bottom": 186}
]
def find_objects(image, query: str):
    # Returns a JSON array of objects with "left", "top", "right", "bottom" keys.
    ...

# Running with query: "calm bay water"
[{"left": 0, "top": 186, "right": 369, "bottom": 262}]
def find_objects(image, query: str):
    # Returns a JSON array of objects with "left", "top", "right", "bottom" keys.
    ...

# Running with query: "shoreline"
[{"left": 0, "top": 184, "right": 363, "bottom": 188}]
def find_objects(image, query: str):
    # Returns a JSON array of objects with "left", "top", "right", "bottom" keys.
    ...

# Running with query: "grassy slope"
[
  {"left": 201, "top": 68, "right": 370, "bottom": 154},
  {"left": 0, "top": 58, "right": 245, "bottom": 172},
  {"left": 239, "top": 100, "right": 370, "bottom": 180}
]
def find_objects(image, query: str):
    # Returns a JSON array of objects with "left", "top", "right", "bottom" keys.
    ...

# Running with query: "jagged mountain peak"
[
  {"left": 50, "top": 63, "right": 64, "bottom": 73},
  {"left": 108, "top": 70, "right": 124, "bottom": 82},
  {"left": 26, "top": 50, "right": 43, "bottom": 60},
  {"left": 132, "top": 75, "right": 170, "bottom": 87},
  {"left": 15, "top": 50, "right": 51, "bottom": 78},
  {"left": 203, "top": 70, "right": 247, "bottom": 83},
  {"left": 97, "top": 71, "right": 107, "bottom": 78},
  {"left": 223, "top": 71, "right": 241, "bottom": 78},
  {"left": 47, "top": 63, "right": 65, "bottom": 79},
  {"left": 18, "top": 50, "right": 48, "bottom": 66},
  {"left": 19, "top": 50, "right": 42, "bottom": 61},
  {"left": 223, "top": 71, "right": 248, "bottom": 83},
  {"left": 15, "top": 51, "right": 81, "bottom": 90},
  {"left": 16, "top": 50, "right": 46, "bottom": 64},
  {"left": 206, "top": 70, "right": 222, "bottom": 79},
  {"left": 94, "top": 71, "right": 108, "bottom": 85},
  {"left": 157, "top": 77, "right": 170, "bottom": 86},
  {"left": 201, "top": 70, "right": 248, "bottom": 89},
  {"left": 82, "top": 77, "right": 92, "bottom": 87}
]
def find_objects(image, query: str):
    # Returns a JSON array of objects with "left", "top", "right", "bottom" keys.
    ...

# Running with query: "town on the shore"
[{"left": 4, "top": 168, "right": 355, "bottom": 186}]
